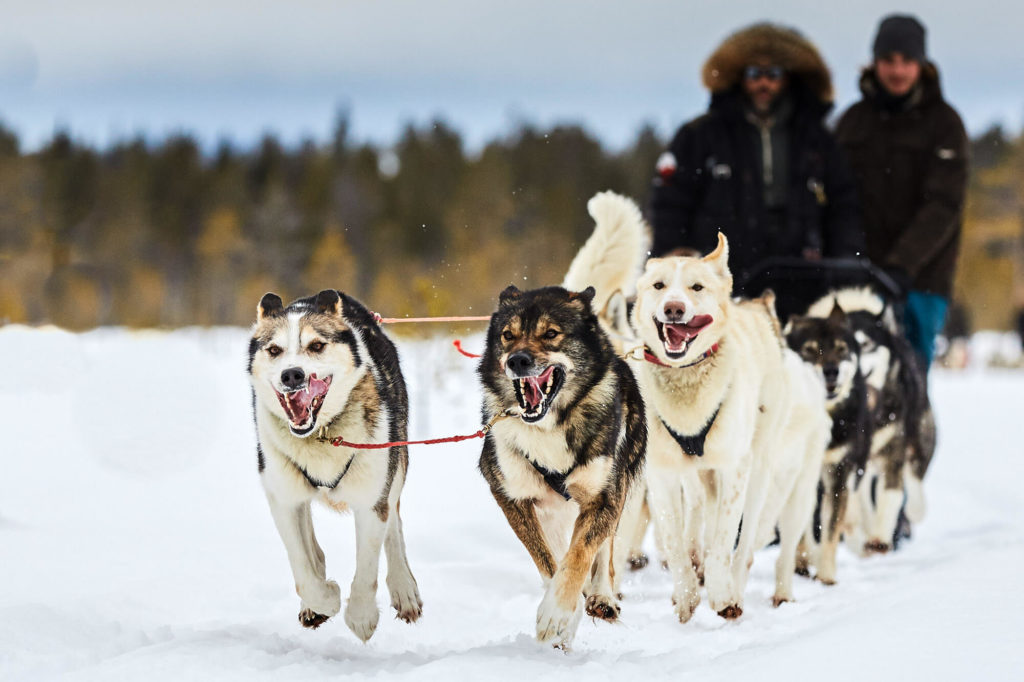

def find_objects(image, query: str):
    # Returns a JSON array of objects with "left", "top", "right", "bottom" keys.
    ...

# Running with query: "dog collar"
[{"left": 642, "top": 343, "right": 720, "bottom": 369}]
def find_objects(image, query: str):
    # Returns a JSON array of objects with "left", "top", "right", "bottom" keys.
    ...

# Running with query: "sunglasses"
[{"left": 744, "top": 65, "right": 785, "bottom": 82}]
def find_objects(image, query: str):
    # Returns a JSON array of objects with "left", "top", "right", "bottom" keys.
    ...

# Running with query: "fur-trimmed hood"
[{"left": 702, "top": 23, "right": 833, "bottom": 104}]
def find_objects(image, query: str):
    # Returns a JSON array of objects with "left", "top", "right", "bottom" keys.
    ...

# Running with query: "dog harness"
[
  {"left": 660, "top": 405, "right": 720, "bottom": 457},
  {"left": 529, "top": 460, "right": 574, "bottom": 501}
]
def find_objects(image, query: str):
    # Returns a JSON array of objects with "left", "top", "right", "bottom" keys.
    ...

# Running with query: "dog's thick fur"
[
  {"left": 478, "top": 283, "right": 646, "bottom": 649},
  {"left": 806, "top": 288, "right": 936, "bottom": 553},
  {"left": 562, "top": 192, "right": 654, "bottom": 572},
  {"left": 249, "top": 289, "right": 422, "bottom": 641},
  {"left": 785, "top": 302, "right": 872, "bottom": 583},
  {"left": 630, "top": 234, "right": 827, "bottom": 621}
]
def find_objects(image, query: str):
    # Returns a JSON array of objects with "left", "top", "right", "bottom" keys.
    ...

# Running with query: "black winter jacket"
[
  {"left": 650, "top": 86, "right": 864, "bottom": 287},
  {"left": 835, "top": 65, "right": 968, "bottom": 298}
]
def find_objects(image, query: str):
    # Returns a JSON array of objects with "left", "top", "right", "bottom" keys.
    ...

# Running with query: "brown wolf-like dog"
[{"left": 478, "top": 284, "right": 646, "bottom": 649}]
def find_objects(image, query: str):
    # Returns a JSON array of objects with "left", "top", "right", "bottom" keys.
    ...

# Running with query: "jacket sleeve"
[
  {"left": 821, "top": 127, "right": 865, "bottom": 258},
  {"left": 884, "top": 106, "right": 969, "bottom": 278},
  {"left": 649, "top": 124, "right": 703, "bottom": 257}
]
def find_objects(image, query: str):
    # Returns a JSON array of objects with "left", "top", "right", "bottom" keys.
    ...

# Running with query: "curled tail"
[{"left": 562, "top": 191, "right": 649, "bottom": 316}]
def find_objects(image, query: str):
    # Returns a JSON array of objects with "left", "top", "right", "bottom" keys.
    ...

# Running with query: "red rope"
[
  {"left": 330, "top": 430, "right": 487, "bottom": 450},
  {"left": 453, "top": 339, "right": 481, "bottom": 358}
]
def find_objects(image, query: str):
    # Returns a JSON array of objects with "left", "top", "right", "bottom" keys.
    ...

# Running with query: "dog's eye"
[
  {"left": 653, "top": 282, "right": 665, "bottom": 290},
  {"left": 834, "top": 342, "right": 848, "bottom": 355},
  {"left": 502, "top": 330, "right": 514, "bottom": 341},
  {"left": 801, "top": 341, "right": 818, "bottom": 357},
  {"left": 267, "top": 345, "right": 283, "bottom": 357},
  {"left": 308, "top": 341, "right": 326, "bottom": 353},
  {"left": 692, "top": 283, "right": 704, "bottom": 292},
  {"left": 543, "top": 329, "right": 560, "bottom": 340}
]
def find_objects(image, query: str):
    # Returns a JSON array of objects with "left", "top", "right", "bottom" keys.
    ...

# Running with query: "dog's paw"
[
  {"left": 716, "top": 604, "right": 743, "bottom": 620},
  {"left": 298, "top": 608, "right": 331, "bottom": 629},
  {"left": 344, "top": 593, "right": 380, "bottom": 643},
  {"left": 536, "top": 590, "right": 583, "bottom": 648},
  {"left": 300, "top": 579, "right": 341, "bottom": 618},
  {"left": 389, "top": 582, "right": 423, "bottom": 624},
  {"left": 584, "top": 594, "right": 620, "bottom": 622},
  {"left": 864, "top": 539, "right": 891, "bottom": 555},
  {"left": 794, "top": 564, "right": 811, "bottom": 577},
  {"left": 671, "top": 589, "right": 700, "bottom": 624},
  {"left": 815, "top": 574, "right": 837, "bottom": 586},
  {"left": 771, "top": 594, "right": 791, "bottom": 608},
  {"left": 628, "top": 553, "right": 649, "bottom": 571}
]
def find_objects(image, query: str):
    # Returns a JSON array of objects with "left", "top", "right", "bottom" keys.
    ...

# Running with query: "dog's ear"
[
  {"left": 258, "top": 293, "right": 284, "bottom": 321},
  {"left": 314, "top": 289, "right": 342, "bottom": 315},
  {"left": 702, "top": 232, "right": 732, "bottom": 284},
  {"left": 499, "top": 285, "right": 522, "bottom": 307},
  {"left": 782, "top": 314, "right": 799, "bottom": 336},
  {"left": 568, "top": 286, "right": 596, "bottom": 309},
  {"left": 827, "top": 300, "right": 848, "bottom": 329}
]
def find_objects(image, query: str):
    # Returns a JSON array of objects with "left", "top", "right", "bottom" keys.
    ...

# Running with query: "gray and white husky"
[{"left": 248, "top": 289, "right": 422, "bottom": 641}]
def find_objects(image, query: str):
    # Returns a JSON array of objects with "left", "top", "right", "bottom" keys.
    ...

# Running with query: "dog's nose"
[
  {"left": 823, "top": 366, "right": 839, "bottom": 383},
  {"left": 663, "top": 301, "right": 686, "bottom": 321},
  {"left": 281, "top": 367, "right": 306, "bottom": 390},
  {"left": 507, "top": 351, "right": 534, "bottom": 375}
]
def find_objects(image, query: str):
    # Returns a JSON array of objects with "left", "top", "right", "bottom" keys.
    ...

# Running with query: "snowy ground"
[{"left": 1, "top": 326, "right": 1022, "bottom": 681}]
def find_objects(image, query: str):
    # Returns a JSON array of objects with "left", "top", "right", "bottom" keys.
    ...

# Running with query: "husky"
[
  {"left": 630, "top": 234, "right": 820, "bottom": 622},
  {"left": 561, "top": 191, "right": 653, "bottom": 573},
  {"left": 248, "top": 289, "right": 422, "bottom": 642},
  {"left": 806, "top": 288, "right": 936, "bottom": 553},
  {"left": 477, "top": 284, "right": 647, "bottom": 649},
  {"left": 736, "top": 291, "right": 831, "bottom": 605},
  {"left": 784, "top": 301, "right": 872, "bottom": 583}
]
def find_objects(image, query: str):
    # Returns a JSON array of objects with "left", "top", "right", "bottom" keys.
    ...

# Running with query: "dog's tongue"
[
  {"left": 664, "top": 315, "right": 714, "bottom": 352},
  {"left": 522, "top": 366, "right": 555, "bottom": 411},
  {"left": 277, "top": 374, "right": 332, "bottom": 425}
]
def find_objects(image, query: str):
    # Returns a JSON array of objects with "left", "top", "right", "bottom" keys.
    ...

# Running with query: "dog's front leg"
[
  {"left": 584, "top": 537, "right": 620, "bottom": 621},
  {"left": 346, "top": 507, "right": 387, "bottom": 642},
  {"left": 537, "top": 493, "right": 619, "bottom": 647},
  {"left": 648, "top": 463, "right": 701, "bottom": 622},
  {"left": 704, "top": 463, "right": 751, "bottom": 618},
  {"left": 817, "top": 462, "right": 850, "bottom": 585},
  {"left": 866, "top": 437, "right": 907, "bottom": 553},
  {"left": 264, "top": 492, "right": 341, "bottom": 627}
]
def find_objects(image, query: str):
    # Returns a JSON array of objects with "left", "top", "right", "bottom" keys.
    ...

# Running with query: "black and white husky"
[
  {"left": 248, "top": 289, "right": 422, "bottom": 641},
  {"left": 806, "top": 288, "right": 936, "bottom": 553}
]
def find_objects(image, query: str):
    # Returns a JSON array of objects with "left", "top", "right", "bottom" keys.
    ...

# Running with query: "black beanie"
[{"left": 872, "top": 14, "right": 926, "bottom": 61}]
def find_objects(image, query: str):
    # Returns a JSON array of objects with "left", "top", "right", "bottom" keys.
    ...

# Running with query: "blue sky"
[{"left": 1, "top": 0, "right": 1018, "bottom": 152}]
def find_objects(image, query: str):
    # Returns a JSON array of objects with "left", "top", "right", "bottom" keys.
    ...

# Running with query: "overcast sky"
[{"left": 0, "top": 0, "right": 1019, "bottom": 152}]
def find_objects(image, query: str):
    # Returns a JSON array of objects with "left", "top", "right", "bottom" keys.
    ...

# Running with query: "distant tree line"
[{"left": 0, "top": 114, "right": 1020, "bottom": 331}]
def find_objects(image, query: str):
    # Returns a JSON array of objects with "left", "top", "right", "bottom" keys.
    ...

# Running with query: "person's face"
[
  {"left": 741, "top": 63, "right": 787, "bottom": 113},
  {"left": 875, "top": 52, "right": 921, "bottom": 97}
]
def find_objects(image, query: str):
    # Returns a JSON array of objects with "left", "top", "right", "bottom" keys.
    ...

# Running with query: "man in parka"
[
  {"left": 836, "top": 14, "right": 968, "bottom": 368},
  {"left": 650, "top": 23, "right": 863, "bottom": 316}
]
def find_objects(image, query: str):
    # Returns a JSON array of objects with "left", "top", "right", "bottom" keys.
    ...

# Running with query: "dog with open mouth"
[
  {"left": 477, "top": 284, "right": 647, "bottom": 650},
  {"left": 631, "top": 233, "right": 826, "bottom": 622},
  {"left": 248, "top": 289, "right": 422, "bottom": 642}
]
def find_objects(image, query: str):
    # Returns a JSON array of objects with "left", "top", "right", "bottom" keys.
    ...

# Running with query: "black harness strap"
[
  {"left": 529, "top": 460, "right": 574, "bottom": 501},
  {"left": 292, "top": 452, "right": 356, "bottom": 490},
  {"left": 661, "top": 404, "right": 721, "bottom": 457}
]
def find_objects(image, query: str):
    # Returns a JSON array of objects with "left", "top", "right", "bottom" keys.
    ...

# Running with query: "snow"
[{"left": 1, "top": 325, "right": 1022, "bottom": 680}]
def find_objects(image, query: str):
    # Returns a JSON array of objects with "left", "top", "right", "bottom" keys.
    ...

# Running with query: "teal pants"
[{"left": 904, "top": 291, "right": 949, "bottom": 369}]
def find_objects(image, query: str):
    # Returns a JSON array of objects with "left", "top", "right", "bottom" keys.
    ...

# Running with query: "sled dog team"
[{"left": 248, "top": 192, "right": 935, "bottom": 649}]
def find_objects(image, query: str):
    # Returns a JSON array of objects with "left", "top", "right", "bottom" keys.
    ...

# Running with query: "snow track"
[{"left": 0, "top": 327, "right": 1021, "bottom": 680}]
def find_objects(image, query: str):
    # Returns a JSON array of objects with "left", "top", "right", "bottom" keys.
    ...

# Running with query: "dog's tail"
[
  {"left": 806, "top": 286, "right": 885, "bottom": 319},
  {"left": 562, "top": 191, "right": 649, "bottom": 319}
]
